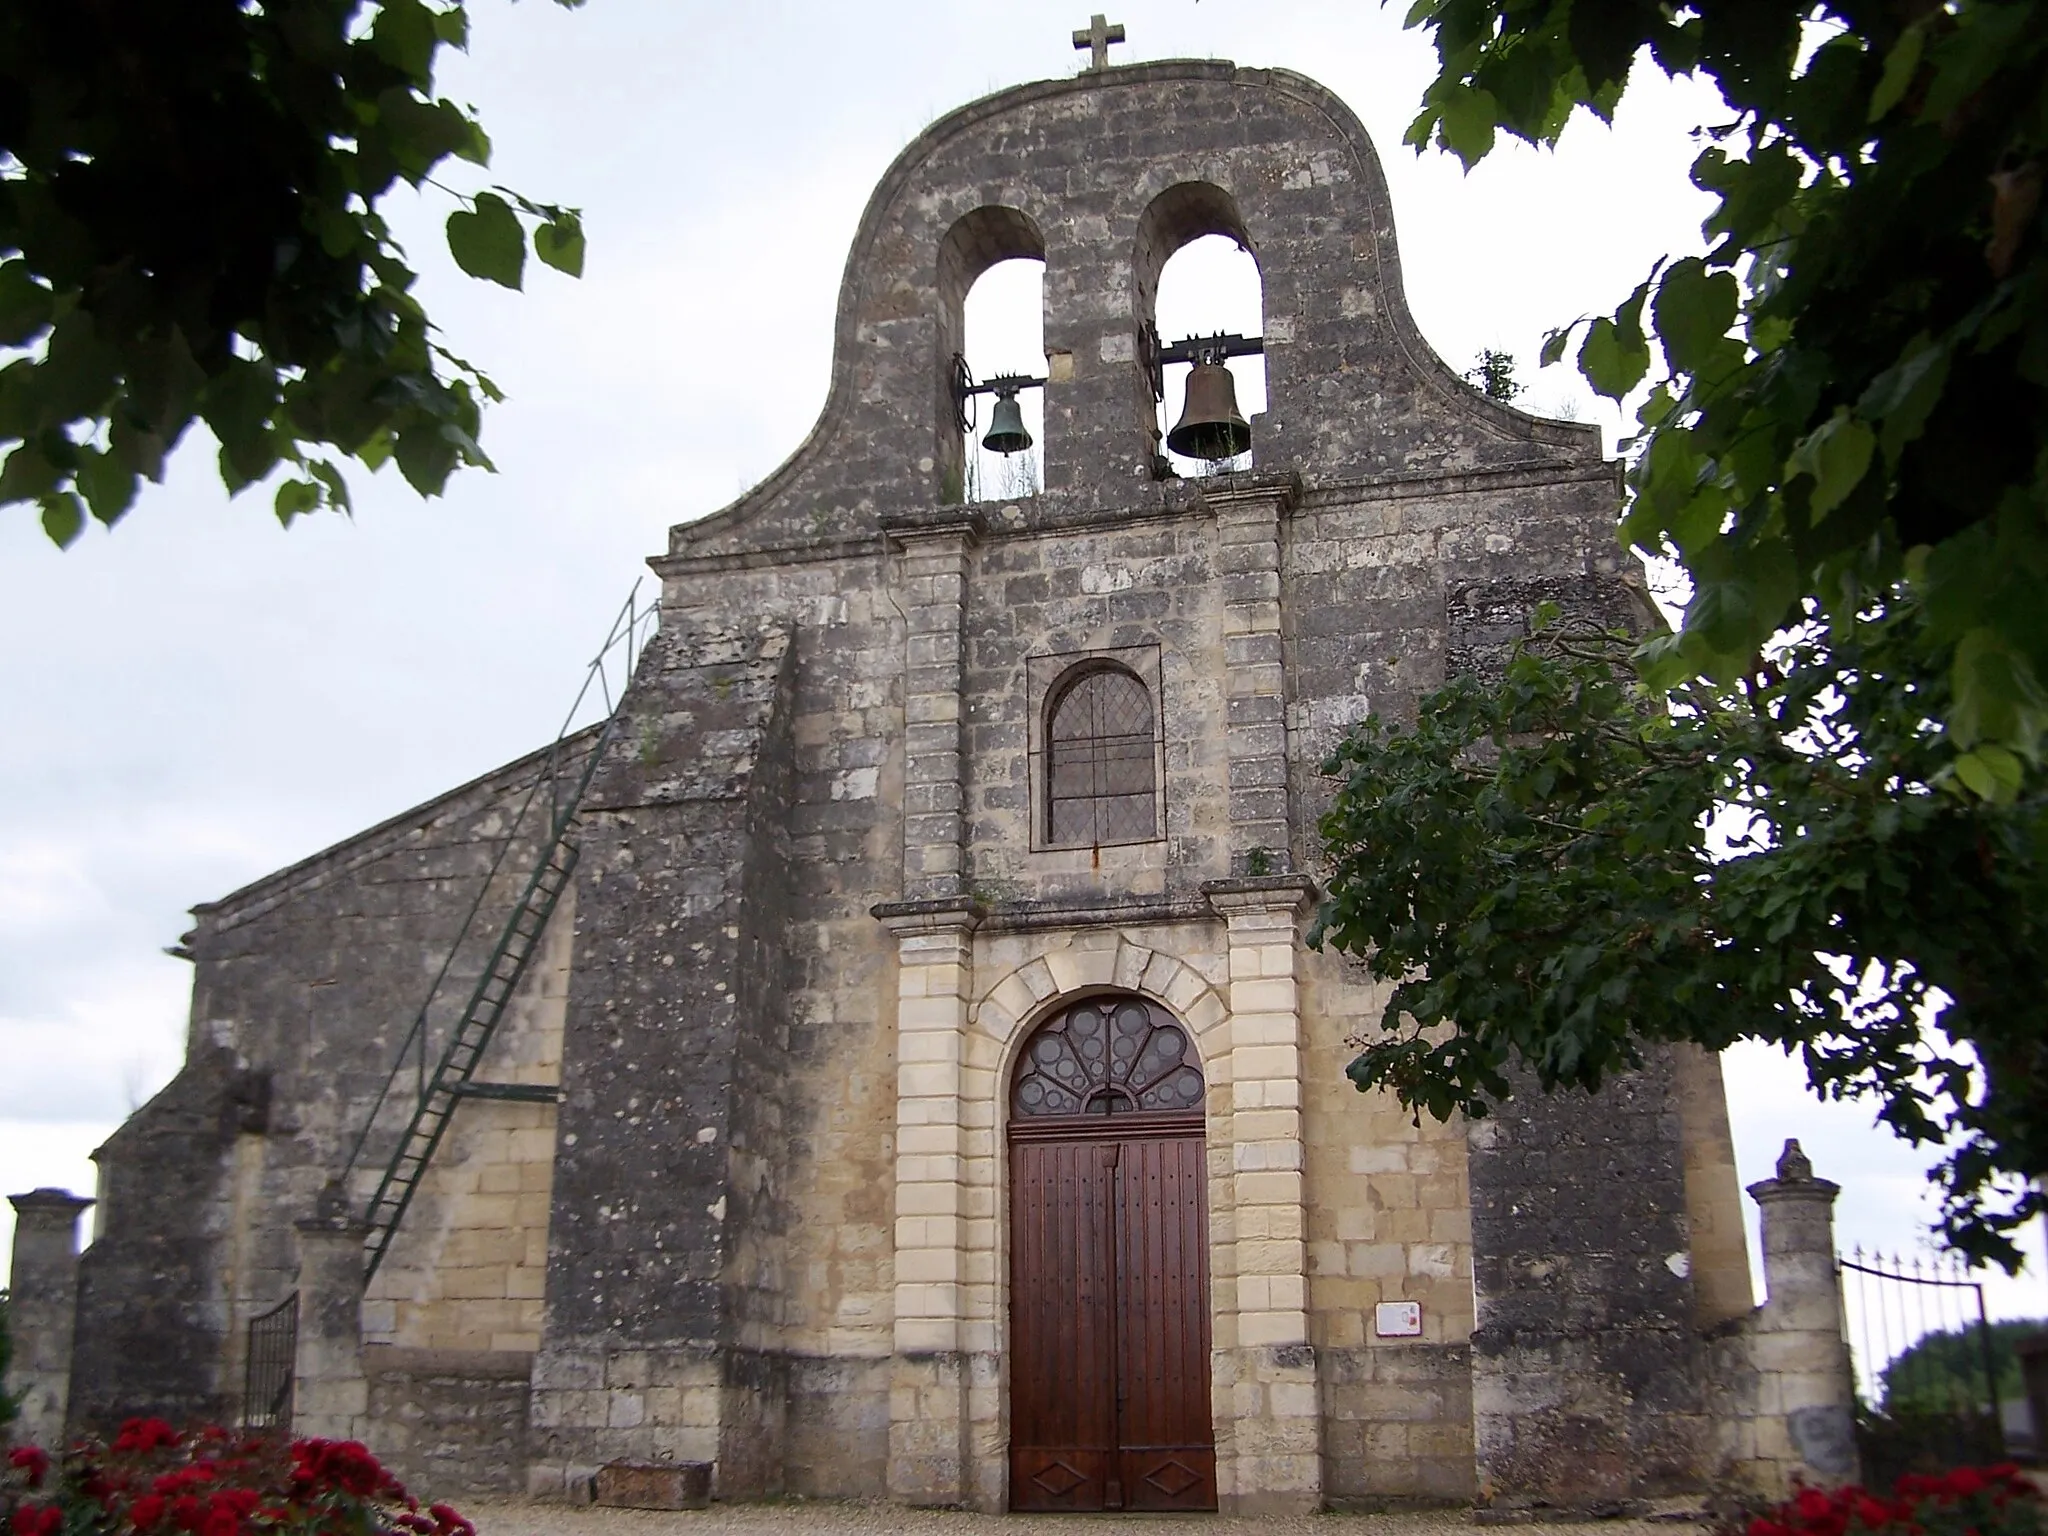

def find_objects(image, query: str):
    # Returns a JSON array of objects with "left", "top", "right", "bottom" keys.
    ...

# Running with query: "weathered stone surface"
[
  {"left": 1710, "top": 1140, "right": 1861, "bottom": 1497},
  {"left": 5, "top": 1189, "right": 93, "bottom": 1447},
  {"left": 594, "top": 1460, "right": 712, "bottom": 1510},
  {"left": 73, "top": 731, "right": 589, "bottom": 1445},
  {"left": 293, "top": 1210, "right": 373, "bottom": 1440},
  {"left": 69, "top": 1047, "right": 254, "bottom": 1432},
  {"left": 1466, "top": 1051, "right": 1712, "bottom": 1509},
  {"left": 363, "top": 1347, "right": 534, "bottom": 1494},
  {"left": 527, "top": 621, "right": 800, "bottom": 1496},
  {"left": 60, "top": 51, "right": 1806, "bottom": 1515}
]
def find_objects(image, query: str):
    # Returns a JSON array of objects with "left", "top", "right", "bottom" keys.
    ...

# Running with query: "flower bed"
[
  {"left": 1751, "top": 1464, "right": 2045, "bottom": 1536},
  {"left": 3, "top": 1420, "right": 473, "bottom": 1536}
]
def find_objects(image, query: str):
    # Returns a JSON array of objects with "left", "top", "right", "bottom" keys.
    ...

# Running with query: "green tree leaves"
[
  {"left": 0, "top": 0, "right": 587, "bottom": 544},
  {"left": 1397, "top": 0, "right": 2048, "bottom": 778},
  {"left": 1789, "top": 408, "right": 1876, "bottom": 521},
  {"left": 1313, "top": 614, "right": 2048, "bottom": 1269},
  {"left": 446, "top": 190, "right": 586, "bottom": 289},
  {"left": 1579, "top": 314, "right": 1650, "bottom": 399},
  {"left": 0, "top": 265, "right": 54, "bottom": 348},
  {"left": 1466, "top": 348, "right": 1524, "bottom": 401},
  {"left": 534, "top": 216, "right": 587, "bottom": 278},
  {"left": 447, "top": 193, "right": 527, "bottom": 289},
  {"left": 1650, "top": 259, "right": 1737, "bottom": 376}
]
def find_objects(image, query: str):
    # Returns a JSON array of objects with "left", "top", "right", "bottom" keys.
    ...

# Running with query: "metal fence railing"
[
  {"left": 1839, "top": 1248, "right": 2008, "bottom": 1483},
  {"left": 242, "top": 1292, "right": 298, "bottom": 1431}
]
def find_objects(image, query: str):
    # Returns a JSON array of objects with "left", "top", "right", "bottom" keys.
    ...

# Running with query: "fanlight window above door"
[
  {"left": 1046, "top": 664, "right": 1158, "bottom": 846},
  {"left": 1011, "top": 996, "right": 1204, "bottom": 1119}
]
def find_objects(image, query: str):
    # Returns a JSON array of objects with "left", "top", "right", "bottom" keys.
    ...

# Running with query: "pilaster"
[
  {"left": 873, "top": 897, "right": 985, "bottom": 1506},
  {"left": 4, "top": 1188, "right": 93, "bottom": 1448},
  {"left": 1204, "top": 876, "right": 1322, "bottom": 1515},
  {"left": 1207, "top": 479, "right": 1297, "bottom": 872},
  {"left": 883, "top": 514, "right": 979, "bottom": 901},
  {"left": 292, "top": 1207, "right": 371, "bottom": 1441}
]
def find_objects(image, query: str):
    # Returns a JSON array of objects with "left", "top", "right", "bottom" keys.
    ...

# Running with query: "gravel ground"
[{"left": 461, "top": 1497, "right": 1681, "bottom": 1536}]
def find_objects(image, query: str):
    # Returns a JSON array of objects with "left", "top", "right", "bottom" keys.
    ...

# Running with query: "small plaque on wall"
[{"left": 1374, "top": 1300, "right": 1422, "bottom": 1337}]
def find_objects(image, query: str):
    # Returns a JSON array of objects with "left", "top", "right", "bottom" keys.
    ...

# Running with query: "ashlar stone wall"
[
  {"left": 56, "top": 52, "right": 1797, "bottom": 1518},
  {"left": 364, "top": 882, "right": 573, "bottom": 1354},
  {"left": 71, "top": 738, "right": 590, "bottom": 1431},
  {"left": 608, "top": 54, "right": 1676, "bottom": 1515}
]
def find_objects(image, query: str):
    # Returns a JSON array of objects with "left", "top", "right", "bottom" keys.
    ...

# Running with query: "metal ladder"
[
  {"left": 344, "top": 585, "right": 656, "bottom": 1279},
  {"left": 359, "top": 819, "right": 585, "bottom": 1277}
]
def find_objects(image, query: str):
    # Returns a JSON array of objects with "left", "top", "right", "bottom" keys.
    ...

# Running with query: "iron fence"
[
  {"left": 1839, "top": 1248, "right": 2005, "bottom": 1484},
  {"left": 242, "top": 1293, "right": 298, "bottom": 1431}
]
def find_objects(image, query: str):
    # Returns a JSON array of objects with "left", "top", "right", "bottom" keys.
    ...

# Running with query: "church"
[{"left": 7, "top": 29, "right": 1865, "bottom": 1518}]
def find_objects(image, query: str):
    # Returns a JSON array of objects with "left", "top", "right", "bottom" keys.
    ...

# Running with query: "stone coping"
[{"left": 361, "top": 1345, "right": 536, "bottom": 1381}]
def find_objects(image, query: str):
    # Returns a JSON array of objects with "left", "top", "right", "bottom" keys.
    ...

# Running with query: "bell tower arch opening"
[
  {"left": 937, "top": 205, "right": 1046, "bottom": 504},
  {"left": 1134, "top": 183, "right": 1266, "bottom": 478}
]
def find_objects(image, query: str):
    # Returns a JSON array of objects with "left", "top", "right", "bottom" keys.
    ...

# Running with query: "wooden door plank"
[
  {"left": 1009, "top": 1139, "right": 1118, "bottom": 1510},
  {"left": 1115, "top": 1133, "right": 1216, "bottom": 1511}
]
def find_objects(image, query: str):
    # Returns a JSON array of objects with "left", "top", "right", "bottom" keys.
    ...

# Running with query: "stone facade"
[{"left": 17, "top": 54, "right": 1858, "bottom": 1515}]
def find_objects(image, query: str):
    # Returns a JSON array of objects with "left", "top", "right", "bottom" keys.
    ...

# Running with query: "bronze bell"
[
  {"left": 982, "top": 391, "right": 1033, "bottom": 455},
  {"left": 1166, "top": 361, "right": 1252, "bottom": 460}
]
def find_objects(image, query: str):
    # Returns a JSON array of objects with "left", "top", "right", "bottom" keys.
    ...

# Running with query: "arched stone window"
[
  {"left": 1045, "top": 663, "right": 1158, "bottom": 847},
  {"left": 1011, "top": 995, "right": 1204, "bottom": 1119}
]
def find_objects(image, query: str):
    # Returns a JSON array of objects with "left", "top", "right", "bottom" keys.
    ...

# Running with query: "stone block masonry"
[
  {"left": 527, "top": 620, "right": 799, "bottom": 1500},
  {"left": 68, "top": 1047, "right": 265, "bottom": 1432},
  {"left": 1710, "top": 1141, "right": 1861, "bottom": 1497},
  {"left": 5, "top": 1190, "right": 93, "bottom": 1448},
  {"left": 1466, "top": 1053, "right": 1713, "bottom": 1510},
  {"left": 294, "top": 1211, "right": 373, "bottom": 1442},
  {"left": 364, "top": 1347, "right": 536, "bottom": 1495},
  {"left": 47, "top": 48, "right": 1840, "bottom": 1519}
]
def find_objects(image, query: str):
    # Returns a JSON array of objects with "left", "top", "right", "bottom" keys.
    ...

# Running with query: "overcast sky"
[{"left": 2, "top": 0, "right": 2038, "bottom": 1332}]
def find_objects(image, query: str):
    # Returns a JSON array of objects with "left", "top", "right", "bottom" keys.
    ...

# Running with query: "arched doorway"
[{"left": 1007, "top": 994, "right": 1215, "bottom": 1512}]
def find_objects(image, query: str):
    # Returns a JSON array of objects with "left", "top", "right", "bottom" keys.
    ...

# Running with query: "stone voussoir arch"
[{"left": 969, "top": 939, "right": 1232, "bottom": 1091}]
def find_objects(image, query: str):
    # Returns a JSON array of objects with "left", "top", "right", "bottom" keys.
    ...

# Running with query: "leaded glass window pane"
[
  {"left": 1046, "top": 666, "right": 1158, "bottom": 845},
  {"left": 1011, "top": 997, "right": 1205, "bottom": 1118}
]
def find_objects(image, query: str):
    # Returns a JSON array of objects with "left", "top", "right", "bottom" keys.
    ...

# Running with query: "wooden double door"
[{"left": 1008, "top": 1115, "right": 1215, "bottom": 1511}]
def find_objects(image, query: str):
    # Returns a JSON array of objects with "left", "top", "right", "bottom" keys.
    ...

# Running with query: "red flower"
[
  {"left": 130, "top": 1495, "right": 168, "bottom": 1529},
  {"left": 8, "top": 1448, "right": 52, "bottom": 1490},
  {"left": 112, "top": 1420, "right": 182, "bottom": 1455},
  {"left": 1799, "top": 1489, "right": 1840, "bottom": 1521},
  {"left": 1947, "top": 1469, "right": 1987, "bottom": 1498},
  {"left": 10, "top": 1506, "right": 62, "bottom": 1536},
  {"left": 287, "top": 1438, "right": 406, "bottom": 1502}
]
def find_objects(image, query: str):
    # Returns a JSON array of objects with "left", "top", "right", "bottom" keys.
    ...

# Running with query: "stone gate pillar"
[
  {"left": 292, "top": 1203, "right": 371, "bottom": 1441},
  {"left": 5, "top": 1188, "right": 93, "bottom": 1448},
  {"left": 1748, "top": 1139, "right": 1859, "bottom": 1489}
]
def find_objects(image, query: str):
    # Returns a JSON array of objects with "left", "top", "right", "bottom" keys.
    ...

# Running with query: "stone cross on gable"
[{"left": 1072, "top": 14, "right": 1126, "bottom": 70}]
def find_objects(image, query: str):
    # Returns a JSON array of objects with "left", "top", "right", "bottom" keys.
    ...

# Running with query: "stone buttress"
[{"left": 525, "top": 623, "right": 799, "bottom": 1498}]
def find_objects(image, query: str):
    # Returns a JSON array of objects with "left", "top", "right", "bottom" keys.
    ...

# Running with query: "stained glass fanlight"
[{"left": 1011, "top": 996, "right": 1205, "bottom": 1118}]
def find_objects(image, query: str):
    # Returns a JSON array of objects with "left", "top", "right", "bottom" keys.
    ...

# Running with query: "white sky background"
[{"left": 1, "top": 0, "right": 2039, "bottom": 1327}]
